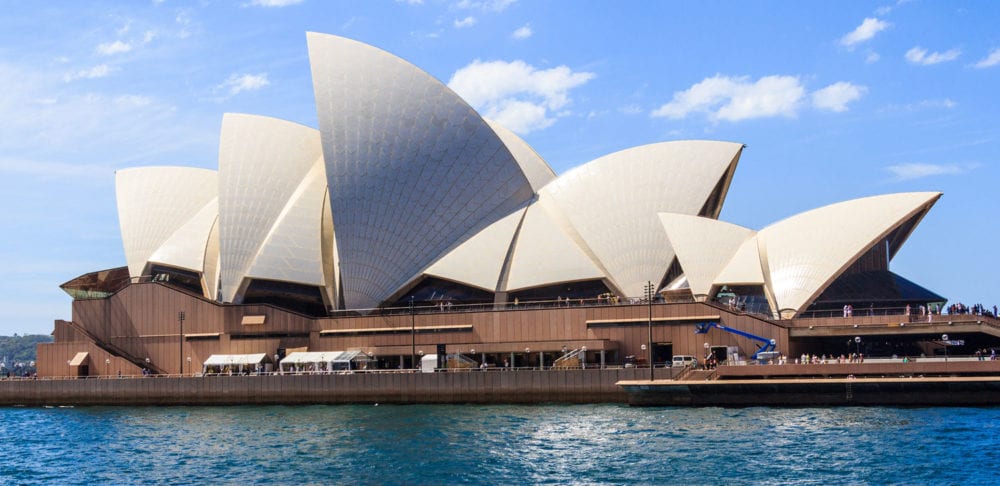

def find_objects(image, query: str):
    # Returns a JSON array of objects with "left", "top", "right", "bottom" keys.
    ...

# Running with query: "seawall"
[
  {"left": 0, "top": 368, "right": 670, "bottom": 406},
  {"left": 619, "top": 377, "right": 1000, "bottom": 407}
]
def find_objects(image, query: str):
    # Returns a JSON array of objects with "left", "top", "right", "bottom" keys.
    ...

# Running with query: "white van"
[{"left": 671, "top": 355, "right": 697, "bottom": 368}]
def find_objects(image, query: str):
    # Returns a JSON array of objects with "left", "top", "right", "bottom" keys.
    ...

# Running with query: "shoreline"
[{"left": 5, "top": 363, "right": 1000, "bottom": 407}]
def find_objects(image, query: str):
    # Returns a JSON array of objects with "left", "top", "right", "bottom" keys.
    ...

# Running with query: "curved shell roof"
[
  {"left": 217, "top": 113, "right": 326, "bottom": 302},
  {"left": 657, "top": 212, "right": 756, "bottom": 300},
  {"left": 308, "top": 32, "right": 534, "bottom": 310},
  {"left": 505, "top": 200, "right": 605, "bottom": 291},
  {"left": 539, "top": 140, "right": 743, "bottom": 297},
  {"left": 244, "top": 160, "right": 329, "bottom": 288},
  {"left": 485, "top": 119, "right": 556, "bottom": 193},
  {"left": 423, "top": 205, "right": 525, "bottom": 292},
  {"left": 758, "top": 191, "right": 941, "bottom": 316},
  {"left": 116, "top": 166, "right": 218, "bottom": 281},
  {"left": 713, "top": 236, "right": 765, "bottom": 286}
]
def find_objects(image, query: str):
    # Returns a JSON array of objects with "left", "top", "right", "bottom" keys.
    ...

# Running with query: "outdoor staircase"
[
  {"left": 675, "top": 368, "right": 717, "bottom": 381},
  {"left": 63, "top": 320, "right": 167, "bottom": 374}
]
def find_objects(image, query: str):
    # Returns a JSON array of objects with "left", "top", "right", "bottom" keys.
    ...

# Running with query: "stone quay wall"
[{"left": 0, "top": 368, "right": 672, "bottom": 407}]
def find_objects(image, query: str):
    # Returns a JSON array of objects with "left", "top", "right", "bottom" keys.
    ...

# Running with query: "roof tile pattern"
[
  {"left": 116, "top": 167, "right": 218, "bottom": 280},
  {"left": 539, "top": 141, "right": 743, "bottom": 297},
  {"left": 308, "top": 33, "right": 533, "bottom": 310},
  {"left": 217, "top": 113, "right": 325, "bottom": 302}
]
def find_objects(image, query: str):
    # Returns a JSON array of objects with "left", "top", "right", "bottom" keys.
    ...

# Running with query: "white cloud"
[
  {"left": 874, "top": 5, "right": 892, "bottom": 15},
  {"left": 511, "top": 24, "right": 532, "bottom": 40},
  {"left": 448, "top": 59, "right": 594, "bottom": 134},
  {"left": 619, "top": 104, "right": 642, "bottom": 115},
  {"left": 142, "top": 30, "right": 157, "bottom": 44},
  {"left": 248, "top": 0, "right": 304, "bottom": 6},
  {"left": 840, "top": 18, "right": 890, "bottom": 49},
  {"left": 886, "top": 162, "right": 977, "bottom": 181},
  {"left": 651, "top": 74, "right": 805, "bottom": 122},
  {"left": 114, "top": 95, "right": 154, "bottom": 108},
  {"left": 881, "top": 98, "right": 956, "bottom": 112},
  {"left": 218, "top": 73, "right": 270, "bottom": 95},
  {"left": 905, "top": 46, "right": 961, "bottom": 65},
  {"left": 812, "top": 82, "right": 866, "bottom": 112},
  {"left": 974, "top": 48, "right": 1000, "bottom": 68},
  {"left": 96, "top": 40, "right": 132, "bottom": 56},
  {"left": 0, "top": 62, "right": 208, "bottom": 174},
  {"left": 116, "top": 20, "right": 132, "bottom": 36},
  {"left": 455, "top": 0, "right": 517, "bottom": 12},
  {"left": 64, "top": 64, "right": 113, "bottom": 82},
  {"left": 866, "top": 51, "right": 880, "bottom": 64},
  {"left": 454, "top": 16, "right": 477, "bottom": 28}
]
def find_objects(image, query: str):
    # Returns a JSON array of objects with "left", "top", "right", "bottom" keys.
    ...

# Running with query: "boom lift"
[{"left": 694, "top": 321, "right": 778, "bottom": 361}]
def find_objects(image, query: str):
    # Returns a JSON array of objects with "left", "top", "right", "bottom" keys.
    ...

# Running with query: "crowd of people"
[{"left": 948, "top": 302, "right": 997, "bottom": 318}]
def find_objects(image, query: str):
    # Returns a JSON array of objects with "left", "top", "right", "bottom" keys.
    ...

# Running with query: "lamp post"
[
  {"left": 854, "top": 336, "right": 861, "bottom": 360},
  {"left": 525, "top": 347, "right": 531, "bottom": 369},
  {"left": 105, "top": 358, "right": 110, "bottom": 377},
  {"left": 942, "top": 334, "right": 949, "bottom": 362},
  {"left": 145, "top": 357, "right": 150, "bottom": 375},
  {"left": 417, "top": 350, "right": 424, "bottom": 371},
  {"left": 410, "top": 296, "right": 416, "bottom": 369},
  {"left": 178, "top": 310, "right": 186, "bottom": 375},
  {"left": 581, "top": 346, "right": 587, "bottom": 369},
  {"left": 187, "top": 357, "right": 192, "bottom": 376},
  {"left": 644, "top": 281, "right": 654, "bottom": 380}
]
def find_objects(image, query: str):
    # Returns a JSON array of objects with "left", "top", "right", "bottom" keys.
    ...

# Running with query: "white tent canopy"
[
  {"left": 202, "top": 353, "right": 268, "bottom": 374},
  {"left": 280, "top": 350, "right": 371, "bottom": 372}
]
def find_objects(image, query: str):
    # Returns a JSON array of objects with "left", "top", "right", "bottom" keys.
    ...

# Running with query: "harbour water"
[{"left": 1, "top": 404, "right": 997, "bottom": 484}]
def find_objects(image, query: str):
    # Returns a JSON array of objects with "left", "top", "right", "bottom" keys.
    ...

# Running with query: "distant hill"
[{"left": 0, "top": 334, "right": 52, "bottom": 372}]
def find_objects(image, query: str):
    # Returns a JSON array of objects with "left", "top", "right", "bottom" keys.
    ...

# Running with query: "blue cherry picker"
[{"left": 694, "top": 321, "right": 779, "bottom": 361}]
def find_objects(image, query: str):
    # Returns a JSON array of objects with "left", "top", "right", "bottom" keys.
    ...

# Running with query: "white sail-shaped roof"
[
  {"left": 116, "top": 167, "right": 218, "bottom": 282},
  {"left": 714, "top": 236, "right": 765, "bottom": 286},
  {"left": 539, "top": 140, "right": 743, "bottom": 298},
  {"left": 485, "top": 119, "right": 556, "bottom": 193},
  {"left": 217, "top": 113, "right": 325, "bottom": 302},
  {"left": 308, "top": 32, "right": 534, "bottom": 310},
  {"left": 423, "top": 206, "right": 524, "bottom": 292},
  {"left": 758, "top": 192, "right": 941, "bottom": 317},
  {"left": 658, "top": 213, "right": 756, "bottom": 300},
  {"left": 505, "top": 201, "right": 605, "bottom": 291},
  {"left": 147, "top": 198, "right": 221, "bottom": 300},
  {"left": 244, "top": 159, "right": 329, "bottom": 288}
]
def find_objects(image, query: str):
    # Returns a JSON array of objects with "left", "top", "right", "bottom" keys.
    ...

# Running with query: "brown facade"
[{"left": 38, "top": 281, "right": 792, "bottom": 377}]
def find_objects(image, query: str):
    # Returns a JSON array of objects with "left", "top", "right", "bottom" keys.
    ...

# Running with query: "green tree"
[{"left": 0, "top": 334, "right": 52, "bottom": 375}]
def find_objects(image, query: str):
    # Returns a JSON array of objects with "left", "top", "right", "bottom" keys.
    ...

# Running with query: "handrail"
[{"left": 61, "top": 320, "right": 167, "bottom": 375}]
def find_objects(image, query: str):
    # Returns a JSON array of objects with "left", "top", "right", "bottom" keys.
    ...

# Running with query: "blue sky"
[{"left": 0, "top": 0, "right": 997, "bottom": 335}]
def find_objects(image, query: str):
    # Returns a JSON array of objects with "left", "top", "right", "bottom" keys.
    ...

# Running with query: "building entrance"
[{"left": 652, "top": 343, "right": 672, "bottom": 367}]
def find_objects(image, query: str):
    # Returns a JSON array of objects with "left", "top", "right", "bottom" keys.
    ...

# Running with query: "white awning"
[
  {"left": 203, "top": 353, "right": 267, "bottom": 367},
  {"left": 334, "top": 350, "right": 371, "bottom": 362},
  {"left": 69, "top": 352, "right": 89, "bottom": 366},
  {"left": 281, "top": 351, "right": 344, "bottom": 365}
]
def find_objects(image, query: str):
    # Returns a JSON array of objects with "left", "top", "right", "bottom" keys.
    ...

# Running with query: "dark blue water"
[{"left": 1, "top": 405, "right": 997, "bottom": 484}]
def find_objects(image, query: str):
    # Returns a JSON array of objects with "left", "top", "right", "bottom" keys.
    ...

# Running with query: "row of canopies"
[{"left": 201, "top": 351, "right": 373, "bottom": 375}]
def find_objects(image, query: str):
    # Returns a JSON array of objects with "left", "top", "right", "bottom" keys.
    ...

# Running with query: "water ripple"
[{"left": 2, "top": 405, "right": 1000, "bottom": 484}]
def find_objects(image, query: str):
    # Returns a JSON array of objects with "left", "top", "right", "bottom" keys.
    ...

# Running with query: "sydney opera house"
[{"left": 38, "top": 33, "right": 991, "bottom": 378}]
